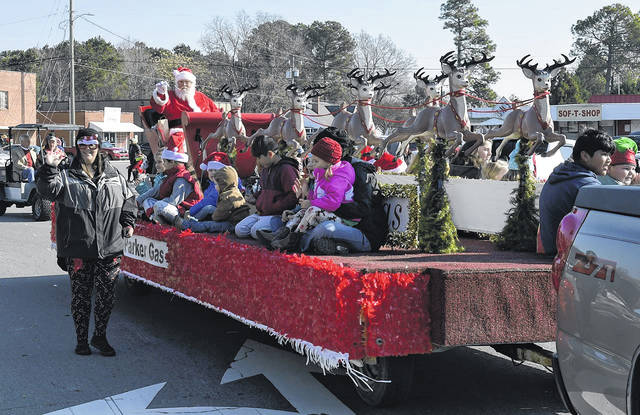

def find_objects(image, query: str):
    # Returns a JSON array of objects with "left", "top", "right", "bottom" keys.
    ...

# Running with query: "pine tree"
[
  {"left": 439, "top": 0, "right": 499, "bottom": 101},
  {"left": 492, "top": 139, "right": 539, "bottom": 251},
  {"left": 418, "top": 140, "right": 463, "bottom": 253}
]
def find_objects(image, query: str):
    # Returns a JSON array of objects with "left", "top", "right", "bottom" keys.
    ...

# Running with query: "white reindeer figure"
[
  {"left": 488, "top": 54, "right": 575, "bottom": 160},
  {"left": 332, "top": 68, "right": 396, "bottom": 152},
  {"left": 381, "top": 51, "right": 494, "bottom": 158},
  {"left": 201, "top": 83, "right": 258, "bottom": 158},
  {"left": 249, "top": 83, "right": 325, "bottom": 151}
]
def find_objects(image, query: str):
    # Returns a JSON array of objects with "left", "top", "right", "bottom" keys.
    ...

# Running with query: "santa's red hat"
[
  {"left": 374, "top": 151, "right": 407, "bottom": 173},
  {"left": 174, "top": 67, "right": 196, "bottom": 83},
  {"left": 360, "top": 145, "right": 375, "bottom": 161},
  {"left": 200, "top": 151, "right": 231, "bottom": 171},
  {"left": 165, "top": 130, "right": 186, "bottom": 153}
]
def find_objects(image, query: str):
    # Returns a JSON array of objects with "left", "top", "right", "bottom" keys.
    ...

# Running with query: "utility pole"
[{"left": 69, "top": 0, "right": 75, "bottom": 125}]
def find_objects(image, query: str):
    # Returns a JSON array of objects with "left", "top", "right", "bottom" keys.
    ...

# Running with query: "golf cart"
[{"left": 0, "top": 123, "right": 82, "bottom": 220}]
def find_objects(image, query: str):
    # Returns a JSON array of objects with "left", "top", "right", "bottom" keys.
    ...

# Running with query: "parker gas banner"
[
  {"left": 124, "top": 235, "right": 169, "bottom": 268},
  {"left": 556, "top": 104, "right": 602, "bottom": 121}
]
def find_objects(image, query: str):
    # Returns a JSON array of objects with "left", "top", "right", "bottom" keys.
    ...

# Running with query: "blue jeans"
[
  {"left": 235, "top": 214, "right": 283, "bottom": 239},
  {"left": 300, "top": 221, "right": 371, "bottom": 253},
  {"left": 192, "top": 205, "right": 216, "bottom": 221},
  {"left": 182, "top": 218, "right": 232, "bottom": 233},
  {"left": 21, "top": 167, "right": 35, "bottom": 183}
]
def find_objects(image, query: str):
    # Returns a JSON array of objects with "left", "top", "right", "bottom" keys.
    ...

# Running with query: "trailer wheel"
[
  {"left": 124, "top": 275, "right": 152, "bottom": 296},
  {"left": 355, "top": 355, "right": 416, "bottom": 407},
  {"left": 32, "top": 194, "right": 52, "bottom": 221}
]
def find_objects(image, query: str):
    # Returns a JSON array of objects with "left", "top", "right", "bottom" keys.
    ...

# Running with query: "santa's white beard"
[{"left": 174, "top": 86, "right": 201, "bottom": 112}]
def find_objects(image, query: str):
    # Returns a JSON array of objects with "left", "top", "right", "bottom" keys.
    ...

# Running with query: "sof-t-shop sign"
[
  {"left": 556, "top": 104, "right": 602, "bottom": 121},
  {"left": 124, "top": 235, "right": 169, "bottom": 268}
]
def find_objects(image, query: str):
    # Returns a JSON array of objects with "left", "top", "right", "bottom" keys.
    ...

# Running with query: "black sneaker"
[
  {"left": 90, "top": 335, "right": 116, "bottom": 356},
  {"left": 75, "top": 342, "right": 91, "bottom": 356},
  {"left": 255, "top": 229, "right": 276, "bottom": 249},
  {"left": 313, "top": 238, "right": 349, "bottom": 255},
  {"left": 272, "top": 231, "right": 302, "bottom": 252}
]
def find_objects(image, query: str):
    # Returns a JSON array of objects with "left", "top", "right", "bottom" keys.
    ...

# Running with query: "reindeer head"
[
  {"left": 285, "top": 83, "right": 326, "bottom": 110},
  {"left": 414, "top": 68, "right": 447, "bottom": 100},
  {"left": 220, "top": 84, "right": 258, "bottom": 109},
  {"left": 440, "top": 51, "right": 495, "bottom": 92},
  {"left": 517, "top": 54, "right": 576, "bottom": 93},
  {"left": 346, "top": 68, "right": 396, "bottom": 101}
]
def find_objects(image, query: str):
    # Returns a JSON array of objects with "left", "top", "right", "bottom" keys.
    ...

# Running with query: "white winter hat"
[
  {"left": 161, "top": 147, "right": 189, "bottom": 163},
  {"left": 173, "top": 67, "right": 196, "bottom": 83}
]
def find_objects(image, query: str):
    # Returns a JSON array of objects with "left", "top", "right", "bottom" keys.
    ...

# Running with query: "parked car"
[
  {"left": 553, "top": 185, "right": 640, "bottom": 415},
  {"left": 65, "top": 140, "right": 129, "bottom": 161},
  {"left": 99, "top": 141, "right": 128, "bottom": 160}
]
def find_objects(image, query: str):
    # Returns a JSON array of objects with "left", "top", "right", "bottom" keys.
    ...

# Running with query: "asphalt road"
[{"left": 0, "top": 168, "right": 570, "bottom": 415}]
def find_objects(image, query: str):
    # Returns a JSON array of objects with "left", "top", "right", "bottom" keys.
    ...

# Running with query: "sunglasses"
[{"left": 78, "top": 144, "right": 98, "bottom": 150}]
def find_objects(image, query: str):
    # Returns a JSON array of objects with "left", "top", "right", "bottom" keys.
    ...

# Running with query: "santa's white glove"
[{"left": 155, "top": 81, "right": 168, "bottom": 96}]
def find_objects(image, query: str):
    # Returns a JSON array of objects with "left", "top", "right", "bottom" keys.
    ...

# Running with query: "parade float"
[{"left": 52, "top": 53, "right": 573, "bottom": 405}]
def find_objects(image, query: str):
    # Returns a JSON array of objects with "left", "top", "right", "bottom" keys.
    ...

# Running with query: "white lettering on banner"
[
  {"left": 556, "top": 104, "right": 602, "bottom": 121},
  {"left": 383, "top": 197, "right": 410, "bottom": 233},
  {"left": 124, "top": 235, "right": 169, "bottom": 268}
]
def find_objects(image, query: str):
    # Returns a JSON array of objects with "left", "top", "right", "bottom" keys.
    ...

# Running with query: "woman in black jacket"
[{"left": 37, "top": 128, "right": 137, "bottom": 356}]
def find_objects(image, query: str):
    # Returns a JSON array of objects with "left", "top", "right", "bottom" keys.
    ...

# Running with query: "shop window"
[{"left": 0, "top": 91, "right": 7, "bottom": 110}]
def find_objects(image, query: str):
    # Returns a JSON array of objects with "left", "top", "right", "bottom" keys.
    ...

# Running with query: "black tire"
[
  {"left": 355, "top": 355, "right": 416, "bottom": 407},
  {"left": 0, "top": 202, "right": 7, "bottom": 216},
  {"left": 32, "top": 194, "right": 52, "bottom": 221},
  {"left": 124, "top": 275, "right": 152, "bottom": 296}
]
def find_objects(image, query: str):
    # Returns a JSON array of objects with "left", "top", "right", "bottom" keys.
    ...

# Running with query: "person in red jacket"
[
  {"left": 235, "top": 135, "right": 299, "bottom": 239},
  {"left": 150, "top": 67, "right": 220, "bottom": 128}
]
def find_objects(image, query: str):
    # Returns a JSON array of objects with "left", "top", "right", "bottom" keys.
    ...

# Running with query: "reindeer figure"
[
  {"left": 488, "top": 54, "right": 575, "bottom": 160},
  {"left": 332, "top": 68, "right": 396, "bottom": 152},
  {"left": 201, "top": 83, "right": 258, "bottom": 157},
  {"left": 249, "top": 83, "right": 325, "bottom": 151},
  {"left": 381, "top": 52, "right": 494, "bottom": 158}
]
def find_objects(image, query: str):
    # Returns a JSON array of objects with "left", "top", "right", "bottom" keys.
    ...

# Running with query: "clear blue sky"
[{"left": 1, "top": 0, "right": 633, "bottom": 100}]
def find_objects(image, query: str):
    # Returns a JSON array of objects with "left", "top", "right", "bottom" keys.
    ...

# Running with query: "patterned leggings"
[{"left": 66, "top": 257, "right": 121, "bottom": 344}]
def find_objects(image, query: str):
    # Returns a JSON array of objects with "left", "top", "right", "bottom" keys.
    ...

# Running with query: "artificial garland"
[
  {"left": 379, "top": 182, "right": 419, "bottom": 249},
  {"left": 492, "top": 139, "right": 539, "bottom": 251},
  {"left": 418, "top": 139, "right": 463, "bottom": 253}
]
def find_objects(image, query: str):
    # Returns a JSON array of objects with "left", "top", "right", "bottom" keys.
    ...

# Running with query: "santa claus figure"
[{"left": 150, "top": 67, "right": 220, "bottom": 126}]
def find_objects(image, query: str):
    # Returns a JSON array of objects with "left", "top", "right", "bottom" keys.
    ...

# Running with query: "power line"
[{"left": 80, "top": 16, "right": 137, "bottom": 46}]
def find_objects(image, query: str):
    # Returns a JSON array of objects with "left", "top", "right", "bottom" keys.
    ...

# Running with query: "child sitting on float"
[
  {"left": 177, "top": 165, "right": 250, "bottom": 233},
  {"left": 187, "top": 152, "right": 241, "bottom": 221},
  {"left": 265, "top": 137, "right": 355, "bottom": 252},
  {"left": 138, "top": 132, "right": 203, "bottom": 225},
  {"left": 598, "top": 137, "right": 637, "bottom": 186},
  {"left": 136, "top": 151, "right": 166, "bottom": 199}
]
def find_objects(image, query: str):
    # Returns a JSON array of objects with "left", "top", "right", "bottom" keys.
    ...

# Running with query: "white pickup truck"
[{"left": 553, "top": 185, "right": 640, "bottom": 415}]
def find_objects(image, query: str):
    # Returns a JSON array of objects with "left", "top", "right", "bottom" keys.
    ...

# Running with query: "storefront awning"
[{"left": 89, "top": 121, "right": 143, "bottom": 133}]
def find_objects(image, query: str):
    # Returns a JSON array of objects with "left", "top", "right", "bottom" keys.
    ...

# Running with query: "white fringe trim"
[
  {"left": 120, "top": 269, "right": 383, "bottom": 389},
  {"left": 153, "top": 89, "right": 169, "bottom": 106}
]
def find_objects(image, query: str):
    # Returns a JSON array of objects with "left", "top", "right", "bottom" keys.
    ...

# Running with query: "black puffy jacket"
[{"left": 37, "top": 160, "right": 137, "bottom": 259}]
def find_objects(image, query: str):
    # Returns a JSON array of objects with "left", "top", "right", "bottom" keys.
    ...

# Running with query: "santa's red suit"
[
  {"left": 150, "top": 89, "right": 219, "bottom": 121},
  {"left": 150, "top": 67, "right": 220, "bottom": 123}
]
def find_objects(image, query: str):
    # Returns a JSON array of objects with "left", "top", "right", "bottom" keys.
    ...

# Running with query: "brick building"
[{"left": 0, "top": 70, "right": 37, "bottom": 142}]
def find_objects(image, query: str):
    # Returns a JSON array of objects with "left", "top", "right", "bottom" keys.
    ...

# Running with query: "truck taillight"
[{"left": 552, "top": 207, "right": 588, "bottom": 291}]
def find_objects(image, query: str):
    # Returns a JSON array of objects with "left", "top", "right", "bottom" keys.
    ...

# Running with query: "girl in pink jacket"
[{"left": 267, "top": 138, "right": 355, "bottom": 250}]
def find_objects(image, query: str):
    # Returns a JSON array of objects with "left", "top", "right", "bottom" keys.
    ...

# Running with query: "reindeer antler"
[
  {"left": 219, "top": 84, "right": 234, "bottom": 94},
  {"left": 516, "top": 54, "right": 538, "bottom": 73},
  {"left": 238, "top": 83, "right": 258, "bottom": 94},
  {"left": 461, "top": 52, "right": 494, "bottom": 68},
  {"left": 373, "top": 81, "right": 395, "bottom": 91},
  {"left": 440, "top": 51, "right": 457, "bottom": 70},
  {"left": 368, "top": 68, "right": 396, "bottom": 83},
  {"left": 544, "top": 54, "right": 576, "bottom": 73},
  {"left": 346, "top": 68, "right": 365, "bottom": 84},
  {"left": 303, "top": 84, "right": 327, "bottom": 93},
  {"left": 414, "top": 68, "right": 447, "bottom": 84}
]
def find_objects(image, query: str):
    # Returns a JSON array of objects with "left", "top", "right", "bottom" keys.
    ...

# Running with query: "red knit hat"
[
  {"left": 374, "top": 151, "right": 403, "bottom": 171},
  {"left": 311, "top": 137, "right": 342, "bottom": 165}
]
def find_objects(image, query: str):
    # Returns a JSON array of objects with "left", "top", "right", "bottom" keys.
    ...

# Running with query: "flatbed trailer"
[{"left": 106, "top": 221, "right": 556, "bottom": 406}]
